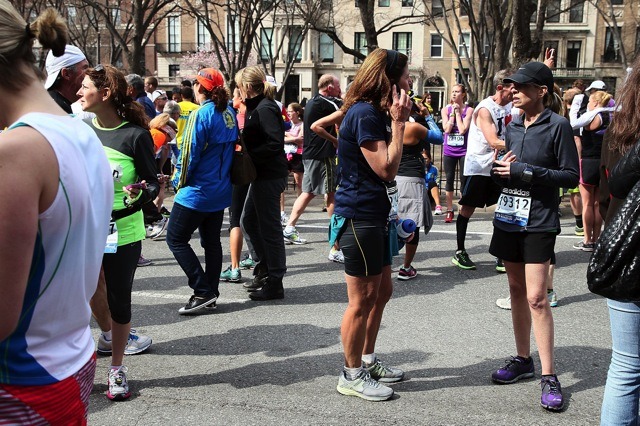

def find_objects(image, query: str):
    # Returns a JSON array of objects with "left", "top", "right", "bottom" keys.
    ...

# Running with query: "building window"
[
  {"left": 566, "top": 41, "right": 581, "bottom": 68},
  {"left": 546, "top": 0, "right": 560, "bottom": 23},
  {"left": 432, "top": 0, "right": 443, "bottom": 17},
  {"left": 354, "top": 32, "right": 367, "bottom": 64},
  {"left": 318, "top": 33, "right": 334, "bottom": 62},
  {"left": 456, "top": 69, "right": 470, "bottom": 85},
  {"left": 378, "top": 0, "right": 390, "bottom": 6},
  {"left": 168, "top": 16, "right": 180, "bottom": 53},
  {"left": 110, "top": 7, "right": 120, "bottom": 25},
  {"left": 610, "top": 0, "right": 623, "bottom": 4},
  {"left": 569, "top": 0, "right": 583, "bottom": 23},
  {"left": 545, "top": 40, "right": 559, "bottom": 64},
  {"left": 458, "top": 32, "right": 470, "bottom": 57},
  {"left": 227, "top": 18, "right": 240, "bottom": 52},
  {"left": 67, "top": 6, "right": 76, "bottom": 23},
  {"left": 288, "top": 26, "right": 303, "bottom": 63},
  {"left": 260, "top": 28, "right": 274, "bottom": 61},
  {"left": 197, "top": 19, "right": 211, "bottom": 50},
  {"left": 430, "top": 34, "right": 443, "bottom": 57},
  {"left": 169, "top": 64, "right": 180, "bottom": 77},
  {"left": 459, "top": 0, "right": 468, "bottom": 16},
  {"left": 392, "top": 32, "right": 412, "bottom": 61},
  {"left": 402, "top": 0, "right": 414, "bottom": 6},
  {"left": 603, "top": 27, "right": 622, "bottom": 62}
]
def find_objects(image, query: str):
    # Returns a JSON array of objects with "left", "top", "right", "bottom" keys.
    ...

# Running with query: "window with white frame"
[
  {"left": 566, "top": 41, "right": 581, "bottom": 68},
  {"left": 67, "top": 6, "right": 76, "bottom": 24},
  {"left": 260, "top": 28, "right": 274, "bottom": 61},
  {"left": 458, "top": 32, "right": 470, "bottom": 57},
  {"left": 169, "top": 64, "right": 180, "bottom": 77},
  {"left": 431, "top": 0, "right": 443, "bottom": 17},
  {"left": 168, "top": 16, "right": 180, "bottom": 53},
  {"left": 430, "top": 34, "right": 442, "bottom": 57},
  {"left": 354, "top": 32, "right": 367, "bottom": 64},
  {"left": 227, "top": 18, "right": 240, "bottom": 52},
  {"left": 392, "top": 32, "right": 412, "bottom": 61},
  {"left": 197, "top": 19, "right": 211, "bottom": 50},
  {"left": 319, "top": 33, "right": 334, "bottom": 62},
  {"left": 378, "top": 0, "right": 390, "bottom": 6}
]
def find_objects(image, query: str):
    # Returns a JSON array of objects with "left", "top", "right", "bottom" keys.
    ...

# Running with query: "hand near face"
[{"left": 390, "top": 85, "right": 412, "bottom": 123}]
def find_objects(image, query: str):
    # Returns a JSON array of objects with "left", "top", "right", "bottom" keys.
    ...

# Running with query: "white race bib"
[
  {"left": 495, "top": 191, "right": 531, "bottom": 227},
  {"left": 105, "top": 221, "right": 118, "bottom": 253},
  {"left": 447, "top": 134, "right": 465, "bottom": 147}
]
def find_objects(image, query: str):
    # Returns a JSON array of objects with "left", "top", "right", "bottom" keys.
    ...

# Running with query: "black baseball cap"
[{"left": 504, "top": 62, "right": 554, "bottom": 93}]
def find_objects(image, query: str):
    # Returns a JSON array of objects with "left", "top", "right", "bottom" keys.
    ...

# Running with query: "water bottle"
[{"left": 396, "top": 218, "right": 417, "bottom": 241}]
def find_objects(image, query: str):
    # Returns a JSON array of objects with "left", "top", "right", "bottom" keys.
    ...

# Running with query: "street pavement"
[{"left": 88, "top": 190, "right": 610, "bottom": 425}]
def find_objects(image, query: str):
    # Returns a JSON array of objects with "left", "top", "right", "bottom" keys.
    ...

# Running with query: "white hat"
[
  {"left": 585, "top": 80, "right": 606, "bottom": 92},
  {"left": 266, "top": 75, "right": 280, "bottom": 89},
  {"left": 151, "top": 90, "right": 167, "bottom": 103},
  {"left": 44, "top": 45, "right": 87, "bottom": 90}
]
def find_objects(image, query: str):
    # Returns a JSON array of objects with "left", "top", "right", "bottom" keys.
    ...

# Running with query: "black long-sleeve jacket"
[
  {"left": 609, "top": 139, "right": 640, "bottom": 199},
  {"left": 491, "top": 108, "right": 579, "bottom": 233}
]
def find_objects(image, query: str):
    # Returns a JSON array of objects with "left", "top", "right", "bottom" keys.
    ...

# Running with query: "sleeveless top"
[
  {"left": 443, "top": 105, "right": 470, "bottom": 157},
  {"left": 0, "top": 113, "right": 112, "bottom": 385}
]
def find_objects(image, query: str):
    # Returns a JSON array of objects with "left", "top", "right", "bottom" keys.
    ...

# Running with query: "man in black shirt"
[
  {"left": 44, "top": 45, "right": 89, "bottom": 113},
  {"left": 283, "top": 74, "right": 343, "bottom": 262}
]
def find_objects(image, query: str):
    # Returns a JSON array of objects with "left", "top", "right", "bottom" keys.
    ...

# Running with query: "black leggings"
[
  {"left": 229, "top": 184, "right": 250, "bottom": 229},
  {"left": 443, "top": 155, "right": 466, "bottom": 192},
  {"left": 102, "top": 241, "right": 141, "bottom": 324}
]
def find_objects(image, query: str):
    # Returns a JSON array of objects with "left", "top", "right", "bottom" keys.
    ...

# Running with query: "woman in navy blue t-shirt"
[{"left": 332, "top": 49, "right": 412, "bottom": 401}]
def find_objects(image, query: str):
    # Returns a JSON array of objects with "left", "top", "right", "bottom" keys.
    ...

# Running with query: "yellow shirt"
[{"left": 176, "top": 101, "right": 200, "bottom": 149}]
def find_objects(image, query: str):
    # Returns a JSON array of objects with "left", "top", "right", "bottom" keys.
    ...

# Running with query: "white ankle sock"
[
  {"left": 102, "top": 330, "right": 112, "bottom": 341},
  {"left": 343, "top": 366, "right": 363, "bottom": 380},
  {"left": 285, "top": 225, "right": 295, "bottom": 233},
  {"left": 362, "top": 353, "right": 376, "bottom": 365}
]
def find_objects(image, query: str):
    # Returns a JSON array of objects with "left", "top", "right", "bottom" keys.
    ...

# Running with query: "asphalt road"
[{"left": 88, "top": 191, "right": 610, "bottom": 425}]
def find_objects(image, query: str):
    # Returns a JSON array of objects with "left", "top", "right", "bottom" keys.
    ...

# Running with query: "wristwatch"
[{"left": 521, "top": 165, "right": 533, "bottom": 183}]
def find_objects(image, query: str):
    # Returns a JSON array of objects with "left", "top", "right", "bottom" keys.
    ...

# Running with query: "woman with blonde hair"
[
  {"left": 0, "top": 3, "right": 113, "bottom": 421},
  {"left": 331, "top": 48, "right": 412, "bottom": 401},
  {"left": 235, "top": 65, "right": 288, "bottom": 300},
  {"left": 78, "top": 63, "right": 160, "bottom": 401}
]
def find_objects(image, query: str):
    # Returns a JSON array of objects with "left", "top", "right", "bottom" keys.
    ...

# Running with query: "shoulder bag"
[
  {"left": 587, "top": 179, "right": 640, "bottom": 302},
  {"left": 230, "top": 135, "right": 256, "bottom": 186}
]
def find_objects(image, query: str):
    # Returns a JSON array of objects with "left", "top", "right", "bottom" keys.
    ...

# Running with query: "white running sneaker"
[
  {"left": 147, "top": 217, "right": 168, "bottom": 239},
  {"left": 283, "top": 227, "right": 307, "bottom": 245},
  {"left": 496, "top": 296, "right": 511, "bottom": 310},
  {"left": 107, "top": 366, "right": 131, "bottom": 401},
  {"left": 336, "top": 370, "right": 393, "bottom": 401},
  {"left": 328, "top": 249, "right": 345, "bottom": 264},
  {"left": 97, "top": 330, "right": 152, "bottom": 356},
  {"left": 365, "top": 357, "right": 405, "bottom": 383}
]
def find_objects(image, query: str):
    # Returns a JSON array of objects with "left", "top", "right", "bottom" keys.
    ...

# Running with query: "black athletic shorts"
[
  {"left": 287, "top": 153, "right": 304, "bottom": 173},
  {"left": 489, "top": 227, "right": 556, "bottom": 264},
  {"left": 338, "top": 218, "right": 391, "bottom": 277},
  {"left": 459, "top": 175, "right": 502, "bottom": 208},
  {"left": 580, "top": 158, "right": 600, "bottom": 187}
]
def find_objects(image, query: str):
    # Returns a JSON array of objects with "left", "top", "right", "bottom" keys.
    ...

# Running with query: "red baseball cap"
[{"left": 195, "top": 68, "right": 224, "bottom": 91}]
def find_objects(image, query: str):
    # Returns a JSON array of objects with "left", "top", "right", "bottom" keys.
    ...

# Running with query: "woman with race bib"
[
  {"left": 489, "top": 62, "right": 578, "bottom": 412},
  {"left": 441, "top": 84, "right": 473, "bottom": 223}
]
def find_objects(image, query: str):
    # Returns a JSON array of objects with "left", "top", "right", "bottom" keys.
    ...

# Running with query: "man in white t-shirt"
[{"left": 452, "top": 69, "right": 513, "bottom": 272}]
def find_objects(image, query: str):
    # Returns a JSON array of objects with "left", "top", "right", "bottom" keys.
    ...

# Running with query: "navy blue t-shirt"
[{"left": 334, "top": 102, "right": 391, "bottom": 221}]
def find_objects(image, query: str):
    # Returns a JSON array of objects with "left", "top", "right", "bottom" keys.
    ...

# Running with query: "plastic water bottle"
[{"left": 396, "top": 218, "right": 417, "bottom": 241}]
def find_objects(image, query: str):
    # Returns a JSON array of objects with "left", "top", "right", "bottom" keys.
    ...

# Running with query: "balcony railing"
[
  {"left": 155, "top": 43, "right": 203, "bottom": 54},
  {"left": 551, "top": 68, "right": 596, "bottom": 78}
]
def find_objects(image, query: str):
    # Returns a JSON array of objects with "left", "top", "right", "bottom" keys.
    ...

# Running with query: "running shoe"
[
  {"left": 178, "top": 294, "right": 218, "bottom": 315},
  {"left": 137, "top": 255, "right": 152, "bottom": 267},
  {"left": 573, "top": 241, "right": 594, "bottom": 252},
  {"left": 574, "top": 225, "right": 584, "bottom": 236},
  {"left": 365, "top": 357, "right": 405, "bottom": 383},
  {"left": 548, "top": 290, "right": 558, "bottom": 307},
  {"left": 434, "top": 205, "right": 443, "bottom": 215},
  {"left": 397, "top": 265, "right": 418, "bottom": 280},
  {"left": 452, "top": 249, "right": 476, "bottom": 270},
  {"left": 283, "top": 227, "right": 307, "bottom": 245},
  {"left": 328, "top": 249, "right": 345, "bottom": 264},
  {"left": 220, "top": 266, "right": 242, "bottom": 283},
  {"left": 147, "top": 217, "right": 168, "bottom": 239},
  {"left": 239, "top": 253, "right": 256, "bottom": 269},
  {"left": 280, "top": 212, "right": 289, "bottom": 227},
  {"left": 491, "top": 356, "right": 535, "bottom": 384},
  {"left": 444, "top": 211, "right": 454, "bottom": 223},
  {"left": 243, "top": 273, "right": 268, "bottom": 291},
  {"left": 99, "top": 331, "right": 152, "bottom": 356},
  {"left": 160, "top": 206, "right": 171, "bottom": 217},
  {"left": 336, "top": 370, "right": 393, "bottom": 401},
  {"left": 107, "top": 366, "right": 131, "bottom": 401},
  {"left": 540, "top": 375, "right": 564, "bottom": 411},
  {"left": 495, "top": 258, "right": 506, "bottom": 273},
  {"left": 495, "top": 296, "right": 511, "bottom": 310}
]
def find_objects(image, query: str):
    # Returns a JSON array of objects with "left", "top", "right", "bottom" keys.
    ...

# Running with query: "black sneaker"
[
  {"left": 243, "top": 273, "right": 268, "bottom": 292},
  {"left": 452, "top": 250, "right": 476, "bottom": 270},
  {"left": 249, "top": 278, "right": 284, "bottom": 301},
  {"left": 178, "top": 294, "right": 218, "bottom": 315}
]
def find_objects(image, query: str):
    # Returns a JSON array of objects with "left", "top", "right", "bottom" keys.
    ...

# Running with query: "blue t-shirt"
[{"left": 334, "top": 102, "right": 391, "bottom": 221}]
